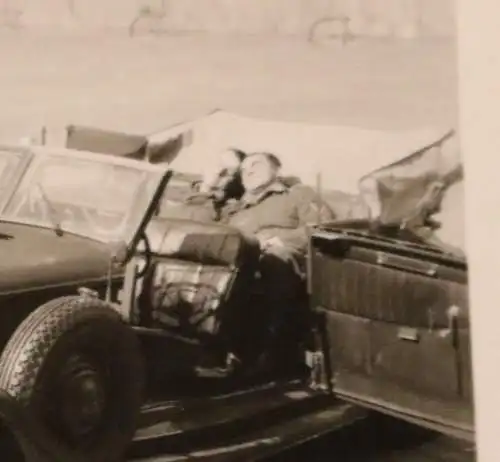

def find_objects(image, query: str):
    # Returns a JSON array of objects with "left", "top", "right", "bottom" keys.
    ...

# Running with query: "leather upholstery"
[
  {"left": 138, "top": 219, "right": 260, "bottom": 339},
  {"left": 145, "top": 218, "right": 260, "bottom": 266}
]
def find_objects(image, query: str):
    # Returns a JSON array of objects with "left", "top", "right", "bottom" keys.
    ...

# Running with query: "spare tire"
[{"left": 0, "top": 295, "right": 145, "bottom": 462}]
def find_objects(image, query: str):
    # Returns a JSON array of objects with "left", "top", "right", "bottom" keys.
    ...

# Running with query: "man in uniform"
[{"left": 197, "top": 151, "right": 336, "bottom": 377}]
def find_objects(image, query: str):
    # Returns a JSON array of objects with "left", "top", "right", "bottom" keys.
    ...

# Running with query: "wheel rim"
[{"left": 52, "top": 354, "right": 107, "bottom": 445}]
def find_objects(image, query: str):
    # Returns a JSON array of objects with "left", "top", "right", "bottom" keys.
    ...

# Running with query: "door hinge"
[
  {"left": 306, "top": 350, "right": 329, "bottom": 391},
  {"left": 397, "top": 326, "right": 420, "bottom": 342}
]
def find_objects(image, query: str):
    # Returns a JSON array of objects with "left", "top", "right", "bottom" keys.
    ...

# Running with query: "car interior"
[
  {"left": 117, "top": 216, "right": 314, "bottom": 396},
  {"left": 63, "top": 124, "right": 465, "bottom": 400}
]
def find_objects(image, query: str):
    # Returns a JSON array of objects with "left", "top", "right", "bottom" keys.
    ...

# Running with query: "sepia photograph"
[{"left": 0, "top": 0, "right": 493, "bottom": 460}]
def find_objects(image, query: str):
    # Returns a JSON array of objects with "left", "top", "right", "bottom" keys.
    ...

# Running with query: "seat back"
[{"left": 129, "top": 218, "right": 260, "bottom": 341}]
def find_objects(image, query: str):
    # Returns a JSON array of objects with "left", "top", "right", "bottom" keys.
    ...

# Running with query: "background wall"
[{"left": 0, "top": 0, "right": 455, "bottom": 38}]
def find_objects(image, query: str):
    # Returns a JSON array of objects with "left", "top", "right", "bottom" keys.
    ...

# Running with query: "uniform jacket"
[{"left": 222, "top": 180, "right": 335, "bottom": 254}]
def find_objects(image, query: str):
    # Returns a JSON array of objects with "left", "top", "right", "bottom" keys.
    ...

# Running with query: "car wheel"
[{"left": 0, "top": 295, "right": 145, "bottom": 462}]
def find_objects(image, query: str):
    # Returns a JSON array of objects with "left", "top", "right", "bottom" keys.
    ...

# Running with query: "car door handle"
[
  {"left": 376, "top": 252, "right": 438, "bottom": 277},
  {"left": 397, "top": 326, "right": 420, "bottom": 342}
]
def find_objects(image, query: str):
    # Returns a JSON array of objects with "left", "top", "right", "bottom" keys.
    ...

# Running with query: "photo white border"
[{"left": 457, "top": 0, "right": 500, "bottom": 460}]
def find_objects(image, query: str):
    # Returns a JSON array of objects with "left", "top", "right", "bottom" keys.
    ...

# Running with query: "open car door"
[{"left": 309, "top": 131, "right": 474, "bottom": 442}]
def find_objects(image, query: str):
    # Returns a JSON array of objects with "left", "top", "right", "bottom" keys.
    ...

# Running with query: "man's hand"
[{"left": 258, "top": 235, "right": 286, "bottom": 251}]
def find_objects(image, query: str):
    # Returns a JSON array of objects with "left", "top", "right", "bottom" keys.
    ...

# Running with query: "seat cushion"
[
  {"left": 139, "top": 218, "right": 260, "bottom": 338},
  {"left": 145, "top": 217, "right": 261, "bottom": 266}
]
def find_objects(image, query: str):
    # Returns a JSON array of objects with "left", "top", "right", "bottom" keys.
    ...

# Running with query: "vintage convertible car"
[
  {"left": 0, "top": 112, "right": 471, "bottom": 462},
  {"left": 0, "top": 144, "right": 174, "bottom": 461}
]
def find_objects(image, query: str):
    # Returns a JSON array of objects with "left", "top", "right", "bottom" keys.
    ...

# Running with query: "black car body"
[{"left": 310, "top": 220, "right": 471, "bottom": 441}]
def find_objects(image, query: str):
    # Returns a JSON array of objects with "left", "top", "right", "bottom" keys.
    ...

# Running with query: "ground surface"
[
  {"left": 269, "top": 415, "right": 475, "bottom": 462},
  {"left": 1, "top": 29, "right": 467, "bottom": 461}
]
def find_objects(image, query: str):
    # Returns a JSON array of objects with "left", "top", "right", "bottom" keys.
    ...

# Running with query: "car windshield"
[{"left": 0, "top": 146, "right": 167, "bottom": 245}]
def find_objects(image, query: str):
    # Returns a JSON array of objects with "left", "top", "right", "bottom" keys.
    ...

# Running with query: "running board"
[
  {"left": 338, "top": 393, "right": 475, "bottom": 443},
  {"left": 130, "top": 400, "right": 366, "bottom": 461},
  {"left": 129, "top": 380, "right": 342, "bottom": 458}
]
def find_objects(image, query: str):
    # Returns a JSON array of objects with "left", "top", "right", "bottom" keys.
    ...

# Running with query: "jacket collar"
[{"left": 240, "top": 180, "right": 288, "bottom": 207}]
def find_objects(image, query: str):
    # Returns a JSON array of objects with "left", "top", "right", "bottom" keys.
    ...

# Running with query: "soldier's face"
[{"left": 241, "top": 154, "right": 277, "bottom": 192}]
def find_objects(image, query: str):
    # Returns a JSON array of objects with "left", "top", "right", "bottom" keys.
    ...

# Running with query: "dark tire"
[{"left": 0, "top": 296, "right": 145, "bottom": 462}]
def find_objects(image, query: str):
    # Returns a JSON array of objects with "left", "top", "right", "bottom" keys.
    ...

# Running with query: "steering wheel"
[{"left": 152, "top": 282, "right": 222, "bottom": 331}]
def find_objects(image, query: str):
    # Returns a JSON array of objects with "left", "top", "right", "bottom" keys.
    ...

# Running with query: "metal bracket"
[
  {"left": 376, "top": 251, "right": 438, "bottom": 277},
  {"left": 306, "top": 350, "right": 329, "bottom": 391},
  {"left": 397, "top": 326, "right": 420, "bottom": 342},
  {"left": 77, "top": 287, "right": 99, "bottom": 299}
]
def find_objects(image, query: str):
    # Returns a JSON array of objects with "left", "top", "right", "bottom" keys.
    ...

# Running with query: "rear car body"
[
  {"left": 309, "top": 222, "right": 472, "bottom": 441},
  {"left": 305, "top": 126, "right": 472, "bottom": 440}
]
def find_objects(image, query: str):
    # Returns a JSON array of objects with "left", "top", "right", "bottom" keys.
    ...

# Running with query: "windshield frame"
[{"left": 0, "top": 144, "right": 170, "bottom": 247}]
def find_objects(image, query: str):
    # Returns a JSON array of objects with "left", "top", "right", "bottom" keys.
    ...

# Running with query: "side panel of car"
[{"left": 310, "top": 232, "right": 473, "bottom": 438}]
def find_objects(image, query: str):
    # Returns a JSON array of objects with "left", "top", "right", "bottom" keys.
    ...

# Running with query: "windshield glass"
[
  {"left": 0, "top": 147, "right": 166, "bottom": 244},
  {"left": 0, "top": 149, "right": 28, "bottom": 211}
]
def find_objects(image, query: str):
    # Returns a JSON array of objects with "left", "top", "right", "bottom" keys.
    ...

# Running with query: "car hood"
[{"left": 0, "top": 222, "right": 117, "bottom": 294}]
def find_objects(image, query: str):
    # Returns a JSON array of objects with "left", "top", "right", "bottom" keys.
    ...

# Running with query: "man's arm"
[{"left": 264, "top": 184, "right": 336, "bottom": 252}]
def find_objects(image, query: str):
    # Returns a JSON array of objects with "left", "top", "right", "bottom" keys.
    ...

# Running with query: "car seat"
[{"left": 130, "top": 218, "right": 261, "bottom": 344}]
